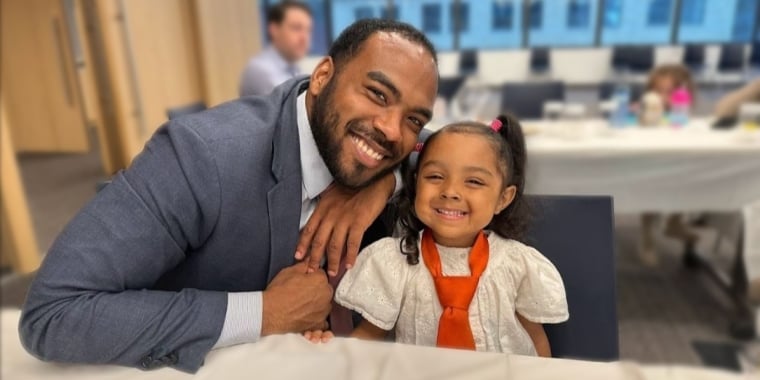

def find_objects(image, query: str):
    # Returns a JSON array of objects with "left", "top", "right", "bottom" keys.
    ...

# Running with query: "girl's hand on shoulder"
[{"left": 303, "top": 329, "right": 335, "bottom": 344}]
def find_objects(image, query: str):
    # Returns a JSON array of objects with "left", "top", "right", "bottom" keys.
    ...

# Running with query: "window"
[
  {"left": 460, "top": 0, "right": 522, "bottom": 49},
  {"left": 381, "top": 5, "right": 398, "bottom": 20},
  {"left": 732, "top": 0, "right": 759, "bottom": 41},
  {"left": 397, "top": 0, "right": 455, "bottom": 51},
  {"left": 680, "top": 0, "right": 706, "bottom": 25},
  {"left": 529, "top": 0, "right": 597, "bottom": 46},
  {"left": 604, "top": 0, "right": 623, "bottom": 28},
  {"left": 678, "top": 0, "right": 759, "bottom": 43},
  {"left": 277, "top": 0, "right": 760, "bottom": 57},
  {"left": 529, "top": 0, "right": 543, "bottom": 29},
  {"left": 602, "top": 0, "right": 673, "bottom": 44},
  {"left": 422, "top": 3, "right": 442, "bottom": 33},
  {"left": 492, "top": 1, "right": 514, "bottom": 30},
  {"left": 330, "top": 0, "right": 388, "bottom": 43},
  {"left": 567, "top": 0, "right": 591, "bottom": 29},
  {"left": 354, "top": 6, "right": 374, "bottom": 20},
  {"left": 450, "top": 2, "right": 469, "bottom": 32},
  {"left": 647, "top": 0, "right": 672, "bottom": 26}
]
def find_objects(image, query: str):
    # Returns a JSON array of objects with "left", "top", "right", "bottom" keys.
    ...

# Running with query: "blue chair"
[
  {"left": 524, "top": 195, "right": 619, "bottom": 361},
  {"left": 437, "top": 76, "right": 466, "bottom": 104},
  {"left": 683, "top": 44, "right": 706, "bottom": 72},
  {"left": 718, "top": 44, "right": 746, "bottom": 73},
  {"left": 500, "top": 81, "right": 565, "bottom": 119},
  {"left": 458, "top": 50, "right": 478, "bottom": 76},
  {"left": 748, "top": 42, "right": 760, "bottom": 70},
  {"left": 612, "top": 46, "right": 654, "bottom": 74},
  {"left": 530, "top": 47, "right": 550, "bottom": 75},
  {"left": 166, "top": 101, "right": 207, "bottom": 120}
]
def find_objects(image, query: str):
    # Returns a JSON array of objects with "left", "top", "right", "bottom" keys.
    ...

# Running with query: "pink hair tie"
[
  {"left": 490, "top": 119, "right": 503, "bottom": 132},
  {"left": 414, "top": 142, "right": 424, "bottom": 152}
]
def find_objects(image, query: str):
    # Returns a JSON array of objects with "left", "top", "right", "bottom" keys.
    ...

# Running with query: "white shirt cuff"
[
  {"left": 212, "top": 292, "right": 263, "bottom": 349},
  {"left": 392, "top": 169, "right": 403, "bottom": 196}
]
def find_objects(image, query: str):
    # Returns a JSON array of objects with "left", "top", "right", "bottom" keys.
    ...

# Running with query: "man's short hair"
[
  {"left": 267, "top": 1, "right": 312, "bottom": 25},
  {"left": 328, "top": 19, "right": 438, "bottom": 72}
]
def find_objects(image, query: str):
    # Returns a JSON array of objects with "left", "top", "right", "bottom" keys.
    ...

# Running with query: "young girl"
[
  {"left": 305, "top": 115, "right": 568, "bottom": 357},
  {"left": 640, "top": 64, "right": 699, "bottom": 264}
]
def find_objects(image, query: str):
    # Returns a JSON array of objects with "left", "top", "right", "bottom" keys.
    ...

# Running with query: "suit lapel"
[
  {"left": 266, "top": 78, "right": 310, "bottom": 282},
  {"left": 266, "top": 175, "right": 301, "bottom": 282}
]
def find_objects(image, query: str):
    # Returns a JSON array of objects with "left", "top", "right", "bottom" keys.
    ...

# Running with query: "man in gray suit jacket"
[{"left": 19, "top": 20, "right": 439, "bottom": 373}]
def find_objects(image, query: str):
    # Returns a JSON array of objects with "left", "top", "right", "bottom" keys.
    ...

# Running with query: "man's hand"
[
  {"left": 294, "top": 173, "right": 395, "bottom": 277},
  {"left": 261, "top": 262, "right": 333, "bottom": 336}
]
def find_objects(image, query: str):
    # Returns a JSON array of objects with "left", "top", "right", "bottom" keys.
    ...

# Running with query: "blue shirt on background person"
[{"left": 239, "top": 1, "right": 312, "bottom": 96}]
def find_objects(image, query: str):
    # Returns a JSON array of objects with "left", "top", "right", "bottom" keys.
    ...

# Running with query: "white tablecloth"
[
  {"left": 524, "top": 120, "right": 760, "bottom": 213},
  {"left": 0, "top": 310, "right": 745, "bottom": 380}
]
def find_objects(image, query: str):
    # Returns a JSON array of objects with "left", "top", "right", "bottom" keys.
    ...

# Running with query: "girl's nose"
[{"left": 440, "top": 187, "right": 461, "bottom": 201}]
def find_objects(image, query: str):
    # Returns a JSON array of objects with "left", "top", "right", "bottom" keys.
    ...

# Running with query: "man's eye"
[{"left": 370, "top": 88, "right": 386, "bottom": 104}]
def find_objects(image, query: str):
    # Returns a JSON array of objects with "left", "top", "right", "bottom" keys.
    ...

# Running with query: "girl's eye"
[
  {"left": 467, "top": 179, "right": 485, "bottom": 186},
  {"left": 424, "top": 174, "right": 443, "bottom": 180}
]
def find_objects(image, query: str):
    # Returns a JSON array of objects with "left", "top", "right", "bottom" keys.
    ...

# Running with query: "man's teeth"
[
  {"left": 437, "top": 209, "right": 465, "bottom": 216},
  {"left": 352, "top": 136, "right": 383, "bottom": 161}
]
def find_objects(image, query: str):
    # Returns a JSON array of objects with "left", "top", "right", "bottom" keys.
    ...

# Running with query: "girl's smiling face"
[{"left": 414, "top": 132, "right": 516, "bottom": 248}]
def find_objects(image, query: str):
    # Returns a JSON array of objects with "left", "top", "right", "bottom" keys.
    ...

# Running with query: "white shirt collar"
[{"left": 297, "top": 91, "right": 333, "bottom": 200}]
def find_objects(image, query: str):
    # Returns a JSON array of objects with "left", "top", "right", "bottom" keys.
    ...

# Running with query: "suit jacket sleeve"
[{"left": 19, "top": 120, "right": 228, "bottom": 373}]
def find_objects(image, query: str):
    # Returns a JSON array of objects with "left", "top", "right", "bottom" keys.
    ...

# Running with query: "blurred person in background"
[
  {"left": 640, "top": 64, "right": 698, "bottom": 264},
  {"left": 714, "top": 79, "right": 760, "bottom": 121},
  {"left": 239, "top": 1, "right": 313, "bottom": 97},
  {"left": 645, "top": 64, "right": 696, "bottom": 109}
]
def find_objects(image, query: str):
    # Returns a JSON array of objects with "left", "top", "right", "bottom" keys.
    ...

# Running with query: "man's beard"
[{"left": 309, "top": 78, "right": 401, "bottom": 189}]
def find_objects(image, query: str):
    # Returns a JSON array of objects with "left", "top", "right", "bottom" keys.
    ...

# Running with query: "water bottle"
[
  {"left": 668, "top": 87, "right": 692, "bottom": 128},
  {"left": 609, "top": 84, "right": 631, "bottom": 128}
]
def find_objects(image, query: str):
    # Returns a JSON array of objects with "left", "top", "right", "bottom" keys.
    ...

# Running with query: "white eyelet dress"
[{"left": 335, "top": 232, "right": 569, "bottom": 355}]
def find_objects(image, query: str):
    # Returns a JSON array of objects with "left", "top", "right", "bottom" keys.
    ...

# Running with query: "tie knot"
[{"left": 435, "top": 277, "right": 478, "bottom": 310}]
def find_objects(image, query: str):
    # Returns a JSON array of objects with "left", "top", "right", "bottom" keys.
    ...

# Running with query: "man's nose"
[{"left": 373, "top": 112, "right": 403, "bottom": 143}]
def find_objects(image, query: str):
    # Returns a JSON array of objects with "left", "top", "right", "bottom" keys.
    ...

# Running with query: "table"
[
  {"left": 0, "top": 310, "right": 746, "bottom": 380},
  {"left": 523, "top": 119, "right": 760, "bottom": 213}
]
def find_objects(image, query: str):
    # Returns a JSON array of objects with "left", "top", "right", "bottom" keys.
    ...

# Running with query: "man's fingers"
[
  {"left": 295, "top": 216, "right": 321, "bottom": 260},
  {"left": 306, "top": 220, "right": 335, "bottom": 273},
  {"left": 326, "top": 223, "right": 349, "bottom": 277},
  {"left": 344, "top": 227, "right": 364, "bottom": 270}
]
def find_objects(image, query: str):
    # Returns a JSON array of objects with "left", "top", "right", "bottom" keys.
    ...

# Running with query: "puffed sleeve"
[
  {"left": 334, "top": 237, "right": 410, "bottom": 330},
  {"left": 514, "top": 245, "right": 569, "bottom": 324}
]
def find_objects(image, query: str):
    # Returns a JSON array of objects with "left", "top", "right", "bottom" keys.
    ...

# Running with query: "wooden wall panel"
[{"left": 192, "top": 0, "right": 262, "bottom": 106}]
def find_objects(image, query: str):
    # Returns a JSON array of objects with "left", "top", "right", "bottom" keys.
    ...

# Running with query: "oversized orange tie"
[{"left": 421, "top": 229, "right": 489, "bottom": 350}]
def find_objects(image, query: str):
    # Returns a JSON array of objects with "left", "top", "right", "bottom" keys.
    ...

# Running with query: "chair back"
[
  {"left": 524, "top": 195, "right": 619, "bottom": 361},
  {"left": 500, "top": 81, "right": 565, "bottom": 119}
]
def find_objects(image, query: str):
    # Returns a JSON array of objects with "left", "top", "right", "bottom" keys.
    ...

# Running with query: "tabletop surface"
[{"left": 1, "top": 309, "right": 748, "bottom": 380}]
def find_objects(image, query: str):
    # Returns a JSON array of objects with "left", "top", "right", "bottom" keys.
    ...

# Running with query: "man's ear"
[
  {"left": 496, "top": 185, "right": 517, "bottom": 214},
  {"left": 309, "top": 57, "right": 335, "bottom": 96},
  {"left": 267, "top": 23, "right": 279, "bottom": 44}
]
